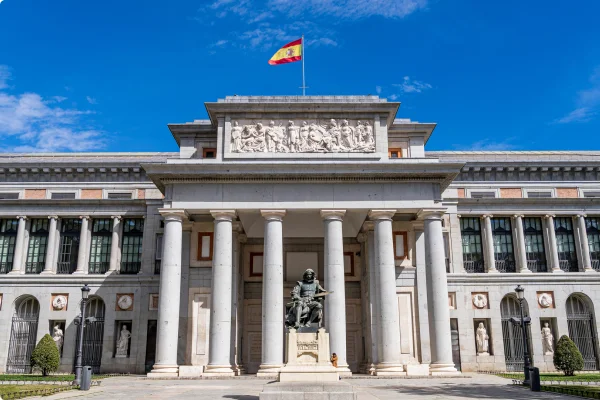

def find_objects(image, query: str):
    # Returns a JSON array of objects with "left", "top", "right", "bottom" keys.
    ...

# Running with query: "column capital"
[
  {"left": 79, "top": 215, "right": 91, "bottom": 221},
  {"left": 47, "top": 215, "right": 59, "bottom": 220},
  {"left": 544, "top": 214, "right": 556, "bottom": 220},
  {"left": 159, "top": 208, "right": 189, "bottom": 221},
  {"left": 16, "top": 215, "right": 27, "bottom": 220},
  {"left": 482, "top": 214, "right": 493, "bottom": 219},
  {"left": 361, "top": 221, "right": 375, "bottom": 232},
  {"left": 512, "top": 214, "right": 524, "bottom": 219},
  {"left": 111, "top": 215, "right": 122, "bottom": 221},
  {"left": 417, "top": 208, "right": 446, "bottom": 221},
  {"left": 575, "top": 214, "right": 587, "bottom": 219},
  {"left": 260, "top": 210, "right": 286, "bottom": 221},
  {"left": 321, "top": 209, "right": 346, "bottom": 221},
  {"left": 210, "top": 210, "right": 237, "bottom": 221},
  {"left": 368, "top": 209, "right": 396, "bottom": 220}
]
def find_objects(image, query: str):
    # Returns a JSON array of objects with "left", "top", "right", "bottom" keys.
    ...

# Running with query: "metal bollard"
[
  {"left": 80, "top": 366, "right": 93, "bottom": 391},
  {"left": 529, "top": 367, "right": 541, "bottom": 392}
]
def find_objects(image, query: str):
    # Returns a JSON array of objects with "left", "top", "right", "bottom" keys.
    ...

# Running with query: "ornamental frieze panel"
[{"left": 230, "top": 119, "right": 375, "bottom": 154}]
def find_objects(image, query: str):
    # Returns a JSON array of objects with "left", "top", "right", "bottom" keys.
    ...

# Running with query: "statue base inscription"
[{"left": 278, "top": 327, "right": 339, "bottom": 383}]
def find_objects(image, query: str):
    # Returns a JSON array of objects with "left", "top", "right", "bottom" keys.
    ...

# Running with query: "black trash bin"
[
  {"left": 80, "top": 366, "right": 92, "bottom": 391},
  {"left": 529, "top": 367, "right": 540, "bottom": 392}
]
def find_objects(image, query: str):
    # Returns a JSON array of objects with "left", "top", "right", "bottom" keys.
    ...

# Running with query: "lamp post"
[
  {"left": 74, "top": 284, "right": 90, "bottom": 386},
  {"left": 514, "top": 285, "right": 532, "bottom": 386}
]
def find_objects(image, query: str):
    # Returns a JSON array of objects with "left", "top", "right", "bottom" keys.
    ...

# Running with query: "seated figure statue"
[{"left": 285, "top": 269, "right": 328, "bottom": 329}]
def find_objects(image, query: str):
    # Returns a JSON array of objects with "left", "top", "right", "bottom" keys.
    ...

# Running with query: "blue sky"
[{"left": 1, "top": 0, "right": 599, "bottom": 153}]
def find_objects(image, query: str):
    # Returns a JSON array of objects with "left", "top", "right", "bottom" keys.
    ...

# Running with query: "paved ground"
[{"left": 30, "top": 374, "right": 570, "bottom": 400}]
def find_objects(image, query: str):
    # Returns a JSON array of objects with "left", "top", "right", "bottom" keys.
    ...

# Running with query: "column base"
[
  {"left": 72, "top": 270, "right": 86, "bottom": 275},
  {"left": 374, "top": 363, "right": 406, "bottom": 377},
  {"left": 486, "top": 269, "right": 500, "bottom": 274},
  {"left": 203, "top": 364, "right": 235, "bottom": 377},
  {"left": 336, "top": 365, "right": 352, "bottom": 377},
  {"left": 519, "top": 269, "right": 533, "bottom": 273},
  {"left": 429, "top": 363, "right": 460, "bottom": 376},
  {"left": 40, "top": 270, "right": 55, "bottom": 275},
  {"left": 257, "top": 364, "right": 282, "bottom": 378},
  {"left": 147, "top": 364, "right": 179, "bottom": 378},
  {"left": 405, "top": 363, "right": 430, "bottom": 376},
  {"left": 552, "top": 268, "right": 565, "bottom": 273},
  {"left": 584, "top": 268, "right": 597, "bottom": 273},
  {"left": 8, "top": 270, "right": 22, "bottom": 275}
]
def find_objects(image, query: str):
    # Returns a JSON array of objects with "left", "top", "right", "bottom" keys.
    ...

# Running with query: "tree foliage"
[
  {"left": 30, "top": 334, "right": 60, "bottom": 376},
  {"left": 554, "top": 335, "right": 584, "bottom": 376}
]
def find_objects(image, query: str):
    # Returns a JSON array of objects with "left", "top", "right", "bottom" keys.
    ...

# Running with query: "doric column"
[
  {"left": 205, "top": 210, "right": 236, "bottom": 376},
  {"left": 258, "top": 210, "right": 285, "bottom": 376},
  {"left": 513, "top": 215, "right": 531, "bottom": 273},
  {"left": 9, "top": 216, "right": 27, "bottom": 274},
  {"left": 364, "top": 222, "right": 379, "bottom": 374},
  {"left": 41, "top": 216, "right": 59, "bottom": 274},
  {"left": 421, "top": 209, "right": 459, "bottom": 375},
  {"left": 149, "top": 209, "right": 187, "bottom": 378},
  {"left": 545, "top": 215, "right": 562, "bottom": 273},
  {"left": 576, "top": 215, "right": 594, "bottom": 272},
  {"left": 74, "top": 216, "right": 91, "bottom": 275},
  {"left": 369, "top": 209, "right": 404, "bottom": 376},
  {"left": 482, "top": 215, "right": 498, "bottom": 273},
  {"left": 108, "top": 216, "right": 122, "bottom": 273},
  {"left": 321, "top": 210, "right": 351, "bottom": 375}
]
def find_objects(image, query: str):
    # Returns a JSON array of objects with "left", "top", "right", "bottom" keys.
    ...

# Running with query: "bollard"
[
  {"left": 529, "top": 367, "right": 541, "bottom": 392},
  {"left": 80, "top": 366, "right": 93, "bottom": 391}
]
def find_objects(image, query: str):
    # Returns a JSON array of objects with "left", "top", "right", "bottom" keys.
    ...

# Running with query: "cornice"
[
  {"left": 455, "top": 164, "right": 600, "bottom": 183},
  {"left": 0, "top": 274, "right": 160, "bottom": 285},
  {"left": 448, "top": 272, "right": 600, "bottom": 285}
]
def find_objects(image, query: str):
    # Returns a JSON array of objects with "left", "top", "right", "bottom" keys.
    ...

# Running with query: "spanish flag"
[{"left": 268, "top": 38, "right": 302, "bottom": 65}]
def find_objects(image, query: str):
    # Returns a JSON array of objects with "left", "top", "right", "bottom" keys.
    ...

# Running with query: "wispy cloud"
[
  {"left": 456, "top": 139, "right": 519, "bottom": 151},
  {"left": 555, "top": 66, "right": 600, "bottom": 124},
  {"left": 0, "top": 65, "right": 106, "bottom": 152},
  {"left": 394, "top": 76, "right": 432, "bottom": 93},
  {"left": 86, "top": 96, "right": 97, "bottom": 105},
  {"left": 268, "top": 0, "right": 428, "bottom": 20},
  {"left": 0, "top": 65, "right": 11, "bottom": 90}
]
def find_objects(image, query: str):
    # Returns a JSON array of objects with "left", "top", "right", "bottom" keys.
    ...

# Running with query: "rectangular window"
[
  {"left": 583, "top": 191, "right": 600, "bottom": 198},
  {"left": 0, "top": 219, "right": 18, "bottom": 274},
  {"left": 0, "top": 192, "right": 19, "bottom": 200},
  {"left": 523, "top": 217, "right": 548, "bottom": 272},
  {"left": 393, "top": 231, "right": 408, "bottom": 260},
  {"left": 25, "top": 219, "right": 49, "bottom": 274},
  {"left": 57, "top": 218, "right": 81, "bottom": 274},
  {"left": 586, "top": 217, "right": 600, "bottom": 271},
  {"left": 107, "top": 192, "right": 133, "bottom": 200},
  {"left": 121, "top": 218, "right": 144, "bottom": 274},
  {"left": 388, "top": 148, "right": 402, "bottom": 159},
  {"left": 525, "top": 191, "right": 553, "bottom": 198},
  {"left": 470, "top": 191, "right": 497, "bottom": 199},
  {"left": 197, "top": 232, "right": 213, "bottom": 261},
  {"left": 51, "top": 192, "right": 76, "bottom": 200},
  {"left": 491, "top": 217, "right": 516, "bottom": 273},
  {"left": 203, "top": 148, "right": 216, "bottom": 159},
  {"left": 89, "top": 218, "right": 112, "bottom": 274},
  {"left": 460, "top": 217, "right": 484, "bottom": 273},
  {"left": 154, "top": 234, "right": 163, "bottom": 274},
  {"left": 554, "top": 217, "right": 578, "bottom": 272}
]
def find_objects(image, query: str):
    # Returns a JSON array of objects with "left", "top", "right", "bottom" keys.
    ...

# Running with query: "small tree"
[
  {"left": 30, "top": 334, "right": 60, "bottom": 376},
  {"left": 554, "top": 335, "right": 584, "bottom": 376}
]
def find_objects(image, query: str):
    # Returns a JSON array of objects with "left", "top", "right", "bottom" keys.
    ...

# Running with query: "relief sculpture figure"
[{"left": 285, "top": 269, "right": 329, "bottom": 329}]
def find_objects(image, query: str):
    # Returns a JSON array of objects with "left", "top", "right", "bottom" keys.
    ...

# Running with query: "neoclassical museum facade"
[{"left": 1, "top": 96, "right": 600, "bottom": 376}]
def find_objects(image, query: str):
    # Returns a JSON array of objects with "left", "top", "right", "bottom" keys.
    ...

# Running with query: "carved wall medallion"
[
  {"left": 149, "top": 294, "right": 159, "bottom": 311},
  {"left": 538, "top": 292, "right": 554, "bottom": 308},
  {"left": 230, "top": 119, "right": 376, "bottom": 154},
  {"left": 472, "top": 293, "right": 488, "bottom": 309},
  {"left": 52, "top": 294, "right": 68, "bottom": 311},
  {"left": 116, "top": 294, "right": 134, "bottom": 311}
]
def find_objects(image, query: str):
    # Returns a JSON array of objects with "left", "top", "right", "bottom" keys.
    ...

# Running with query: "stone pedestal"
[
  {"left": 278, "top": 328, "right": 339, "bottom": 383},
  {"left": 260, "top": 382, "right": 357, "bottom": 400}
]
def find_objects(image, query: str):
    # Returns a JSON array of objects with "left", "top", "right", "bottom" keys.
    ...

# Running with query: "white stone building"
[{"left": 1, "top": 96, "right": 599, "bottom": 376}]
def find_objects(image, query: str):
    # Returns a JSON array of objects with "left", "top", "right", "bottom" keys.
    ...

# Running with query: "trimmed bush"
[
  {"left": 30, "top": 334, "right": 60, "bottom": 376},
  {"left": 553, "top": 335, "right": 584, "bottom": 376}
]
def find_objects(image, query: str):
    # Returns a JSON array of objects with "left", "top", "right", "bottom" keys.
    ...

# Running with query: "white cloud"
[
  {"left": 394, "top": 76, "right": 432, "bottom": 93},
  {"left": 458, "top": 139, "right": 518, "bottom": 151},
  {"left": 556, "top": 66, "right": 600, "bottom": 124},
  {"left": 0, "top": 65, "right": 11, "bottom": 90},
  {"left": 86, "top": 96, "right": 97, "bottom": 105},
  {"left": 375, "top": 86, "right": 382, "bottom": 95},
  {"left": 306, "top": 37, "right": 338, "bottom": 47},
  {"left": 268, "top": 0, "right": 427, "bottom": 20},
  {"left": 0, "top": 65, "right": 106, "bottom": 152}
]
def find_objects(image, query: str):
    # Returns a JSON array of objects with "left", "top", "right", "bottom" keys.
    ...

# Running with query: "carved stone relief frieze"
[{"left": 230, "top": 119, "right": 375, "bottom": 154}]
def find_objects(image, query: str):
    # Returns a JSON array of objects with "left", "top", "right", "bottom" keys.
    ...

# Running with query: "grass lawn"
[
  {"left": 0, "top": 384, "right": 63, "bottom": 397},
  {"left": 497, "top": 372, "right": 600, "bottom": 382},
  {"left": 0, "top": 374, "right": 107, "bottom": 381}
]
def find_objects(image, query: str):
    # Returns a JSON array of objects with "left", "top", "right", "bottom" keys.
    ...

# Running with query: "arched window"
[
  {"left": 500, "top": 295, "right": 532, "bottom": 371},
  {"left": 74, "top": 297, "right": 106, "bottom": 374},
  {"left": 7, "top": 296, "right": 40, "bottom": 373},
  {"left": 566, "top": 294, "right": 599, "bottom": 370}
]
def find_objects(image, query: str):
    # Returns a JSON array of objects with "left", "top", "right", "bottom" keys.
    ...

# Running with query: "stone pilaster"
[
  {"left": 9, "top": 216, "right": 27, "bottom": 274},
  {"left": 108, "top": 216, "right": 122, "bottom": 273},
  {"left": 482, "top": 215, "right": 498, "bottom": 273},
  {"left": 576, "top": 215, "right": 594, "bottom": 272},
  {"left": 545, "top": 215, "right": 563, "bottom": 273},
  {"left": 41, "top": 216, "right": 59, "bottom": 274},
  {"left": 513, "top": 215, "right": 531, "bottom": 273},
  {"left": 258, "top": 210, "right": 286, "bottom": 377}
]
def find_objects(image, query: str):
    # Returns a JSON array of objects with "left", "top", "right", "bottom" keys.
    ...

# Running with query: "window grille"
[
  {"left": 89, "top": 219, "right": 112, "bottom": 274},
  {"left": 460, "top": 217, "right": 484, "bottom": 273},
  {"left": 491, "top": 217, "right": 516, "bottom": 273},
  {"left": 523, "top": 217, "right": 548, "bottom": 272},
  {"left": 0, "top": 219, "right": 18, "bottom": 273},
  {"left": 555, "top": 217, "right": 579, "bottom": 272},
  {"left": 25, "top": 219, "right": 49, "bottom": 274},
  {"left": 121, "top": 218, "right": 144, "bottom": 274},
  {"left": 586, "top": 217, "right": 600, "bottom": 271},
  {"left": 57, "top": 218, "right": 81, "bottom": 274}
]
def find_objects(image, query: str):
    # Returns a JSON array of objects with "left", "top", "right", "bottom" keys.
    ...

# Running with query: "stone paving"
[{"left": 29, "top": 374, "right": 570, "bottom": 400}]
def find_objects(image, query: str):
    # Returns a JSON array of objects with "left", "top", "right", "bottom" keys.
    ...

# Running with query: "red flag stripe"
[
  {"left": 281, "top": 38, "right": 302, "bottom": 48},
  {"left": 268, "top": 55, "right": 302, "bottom": 65}
]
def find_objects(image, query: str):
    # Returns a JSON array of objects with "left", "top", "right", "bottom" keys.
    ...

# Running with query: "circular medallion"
[
  {"left": 538, "top": 293, "right": 553, "bottom": 308},
  {"left": 472, "top": 294, "right": 488, "bottom": 309},
  {"left": 52, "top": 295, "right": 67, "bottom": 310},
  {"left": 117, "top": 295, "right": 133, "bottom": 310}
]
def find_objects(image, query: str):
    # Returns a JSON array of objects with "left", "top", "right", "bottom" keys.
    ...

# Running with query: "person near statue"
[
  {"left": 285, "top": 269, "right": 329, "bottom": 329},
  {"left": 330, "top": 353, "right": 338, "bottom": 367}
]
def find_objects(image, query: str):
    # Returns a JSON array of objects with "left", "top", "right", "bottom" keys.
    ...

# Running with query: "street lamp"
[
  {"left": 74, "top": 284, "right": 90, "bottom": 386},
  {"left": 513, "top": 285, "right": 532, "bottom": 386}
]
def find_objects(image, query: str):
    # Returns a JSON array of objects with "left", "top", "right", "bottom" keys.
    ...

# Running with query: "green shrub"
[
  {"left": 30, "top": 334, "right": 60, "bottom": 376},
  {"left": 553, "top": 335, "right": 584, "bottom": 376}
]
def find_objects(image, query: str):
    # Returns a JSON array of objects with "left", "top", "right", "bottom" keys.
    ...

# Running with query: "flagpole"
[{"left": 301, "top": 34, "right": 306, "bottom": 96}]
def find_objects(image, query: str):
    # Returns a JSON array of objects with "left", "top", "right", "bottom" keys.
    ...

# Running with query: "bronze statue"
[{"left": 285, "top": 269, "right": 329, "bottom": 329}]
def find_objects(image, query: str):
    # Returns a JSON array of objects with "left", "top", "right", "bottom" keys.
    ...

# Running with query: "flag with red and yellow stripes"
[{"left": 268, "top": 38, "right": 302, "bottom": 65}]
